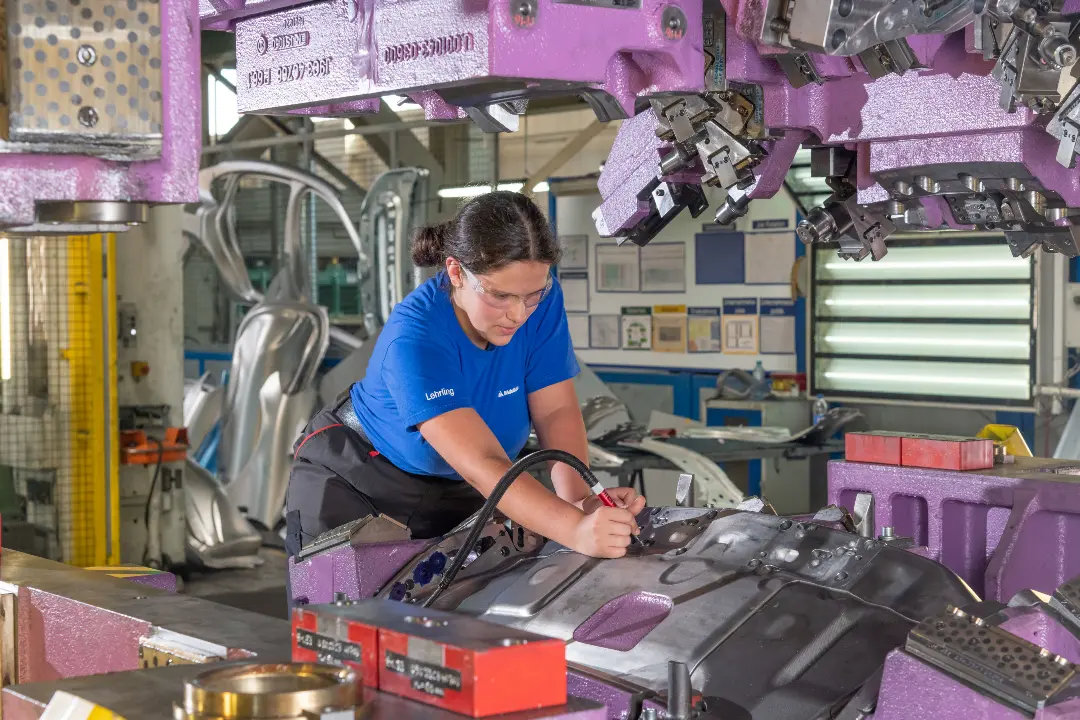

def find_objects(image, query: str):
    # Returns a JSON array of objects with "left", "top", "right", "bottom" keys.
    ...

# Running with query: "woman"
[{"left": 284, "top": 191, "right": 645, "bottom": 559}]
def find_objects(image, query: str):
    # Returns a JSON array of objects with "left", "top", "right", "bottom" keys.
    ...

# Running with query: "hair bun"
[{"left": 411, "top": 221, "right": 451, "bottom": 267}]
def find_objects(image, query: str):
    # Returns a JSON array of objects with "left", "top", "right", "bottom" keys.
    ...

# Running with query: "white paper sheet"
[
  {"left": 589, "top": 315, "right": 621, "bottom": 349},
  {"left": 559, "top": 234, "right": 589, "bottom": 269},
  {"left": 596, "top": 244, "right": 640, "bottom": 292},
  {"left": 560, "top": 273, "right": 589, "bottom": 312},
  {"left": 760, "top": 315, "right": 796, "bottom": 354},
  {"left": 567, "top": 314, "right": 590, "bottom": 349},
  {"left": 745, "top": 232, "right": 795, "bottom": 285},
  {"left": 640, "top": 242, "right": 687, "bottom": 292}
]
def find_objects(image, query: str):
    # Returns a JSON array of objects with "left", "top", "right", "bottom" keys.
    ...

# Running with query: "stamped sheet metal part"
[
  {"left": 829, "top": 456, "right": 1080, "bottom": 603},
  {"left": 444, "top": 508, "right": 976, "bottom": 718},
  {"left": 0, "top": 0, "right": 200, "bottom": 232}
]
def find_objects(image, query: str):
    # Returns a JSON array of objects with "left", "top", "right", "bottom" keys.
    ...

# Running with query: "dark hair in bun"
[{"left": 410, "top": 191, "right": 561, "bottom": 272}]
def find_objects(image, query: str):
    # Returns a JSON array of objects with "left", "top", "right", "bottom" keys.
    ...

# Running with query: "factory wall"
[
  {"left": 118, "top": 206, "right": 187, "bottom": 428},
  {"left": 182, "top": 107, "right": 1065, "bottom": 460}
]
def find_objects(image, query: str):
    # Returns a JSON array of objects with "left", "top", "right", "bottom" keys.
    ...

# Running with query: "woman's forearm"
[
  {"left": 531, "top": 407, "right": 593, "bottom": 506},
  {"left": 461, "top": 454, "right": 585, "bottom": 547}
]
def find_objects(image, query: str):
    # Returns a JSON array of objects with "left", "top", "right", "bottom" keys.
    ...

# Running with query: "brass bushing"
[{"left": 175, "top": 663, "right": 361, "bottom": 719}]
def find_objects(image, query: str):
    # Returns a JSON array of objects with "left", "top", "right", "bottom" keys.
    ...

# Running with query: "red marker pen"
[{"left": 589, "top": 480, "right": 642, "bottom": 545}]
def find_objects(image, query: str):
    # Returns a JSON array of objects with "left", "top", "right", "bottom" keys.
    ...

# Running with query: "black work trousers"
[{"left": 283, "top": 397, "right": 485, "bottom": 557}]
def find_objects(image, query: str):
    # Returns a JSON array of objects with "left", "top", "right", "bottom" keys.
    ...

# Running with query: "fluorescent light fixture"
[
  {"left": 823, "top": 298, "right": 1028, "bottom": 307},
  {"left": 823, "top": 335, "right": 1027, "bottom": 348},
  {"left": 816, "top": 283, "right": 1031, "bottom": 320},
  {"left": 816, "top": 321, "right": 1031, "bottom": 360},
  {"left": 822, "top": 371, "right": 1027, "bottom": 388},
  {"left": 437, "top": 182, "right": 527, "bottom": 199},
  {"left": 823, "top": 260, "right": 1022, "bottom": 271},
  {"left": 0, "top": 237, "right": 10, "bottom": 381},
  {"left": 532, "top": 181, "right": 550, "bottom": 193},
  {"left": 815, "top": 357, "right": 1031, "bottom": 400},
  {"left": 816, "top": 243, "right": 1031, "bottom": 282}
]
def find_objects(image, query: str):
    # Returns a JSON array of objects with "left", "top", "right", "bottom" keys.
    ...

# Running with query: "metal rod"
[
  {"left": 1034, "top": 385, "right": 1080, "bottom": 398},
  {"left": 203, "top": 64, "right": 368, "bottom": 198},
  {"left": 202, "top": 118, "right": 438, "bottom": 155}
]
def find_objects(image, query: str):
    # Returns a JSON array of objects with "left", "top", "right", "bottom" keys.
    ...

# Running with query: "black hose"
[
  {"left": 142, "top": 436, "right": 165, "bottom": 567},
  {"left": 420, "top": 449, "right": 600, "bottom": 608}
]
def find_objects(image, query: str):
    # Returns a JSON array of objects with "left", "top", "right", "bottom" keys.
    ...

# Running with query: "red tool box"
[
  {"left": 295, "top": 600, "right": 566, "bottom": 717},
  {"left": 292, "top": 604, "right": 380, "bottom": 688},
  {"left": 845, "top": 431, "right": 994, "bottom": 471},
  {"left": 845, "top": 431, "right": 904, "bottom": 466},
  {"left": 900, "top": 433, "right": 994, "bottom": 471}
]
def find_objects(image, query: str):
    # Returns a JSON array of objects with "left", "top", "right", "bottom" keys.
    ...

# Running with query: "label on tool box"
[
  {"left": 295, "top": 628, "right": 362, "bottom": 664},
  {"left": 385, "top": 651, "right": 463, "bottom": 697}
]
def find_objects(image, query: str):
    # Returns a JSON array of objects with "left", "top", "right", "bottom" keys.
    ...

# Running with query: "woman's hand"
[
  {"left": 570, "top": 506, "right": 639, "bottom": 558},
  {"left": 581, "top": 486, "right": 647, "bottom": 517}
]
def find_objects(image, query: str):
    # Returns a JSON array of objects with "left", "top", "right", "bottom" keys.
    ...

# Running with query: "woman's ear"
[{"left": 445, "top": 257, "right": 463, "bottom": 288}]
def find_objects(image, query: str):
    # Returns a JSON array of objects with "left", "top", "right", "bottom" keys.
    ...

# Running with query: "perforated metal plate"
[
  {"left": 1054, "top": 576, "right": 1080, "bottom": 623},
  {"left": 5, "top": 0, "right": 163, "bottom": 156},
  {"left": 906, "top": 608, "right": 1076, "bottom": 714}
]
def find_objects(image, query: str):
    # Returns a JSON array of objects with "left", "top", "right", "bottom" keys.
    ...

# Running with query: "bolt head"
[
  {"left": 77, "top": 106, "right": 99, "bottom": 128},
  {"left": 1056, "top": 44, "right": 1077, "bottom": 67},
  {"left": 76, "top": 44, "right": 97, "bottom": 67}
]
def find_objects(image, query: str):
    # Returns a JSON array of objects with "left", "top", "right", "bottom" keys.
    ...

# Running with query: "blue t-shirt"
[{"left": 349, "top": 272, "right": 580, "bottom": 478}]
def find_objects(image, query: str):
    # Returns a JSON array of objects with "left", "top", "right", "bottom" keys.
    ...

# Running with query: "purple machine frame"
[
  {"left": 201, "top": 0, "right": 704, "bottom": 130},
  {"left": 829, "top": 456, "right": 1080, "bottom": 604}
]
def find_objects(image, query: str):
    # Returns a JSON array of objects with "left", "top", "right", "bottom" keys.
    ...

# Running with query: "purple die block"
[
  {"left": 594, "top": 109, "right": 670, "bottom": 236},
  {"left": 572, "top": 591, "right": 674, "bottom": 652},
  {"left": 289, "top": 539, "right": 429, "bottom": 606},
  {"left": 567, "top": 671, "right": 639, "bottom": 720},
  {"left": 998, "top": 607, "right": 1080, "bottom": 664},
  {"left": 876, "top": 649, "right": 1027, "bottom": 720},
  {"left": 828, "top": 459, "right": 1080, "bottom": 603},
  {"left": 230, "top": 0, "right": 703, "bottom": 120},
  {"left": 123, "top": 572, "right": 177, "bottom": 594},
  {"left": 877, "top": 646, "right": 1080, "bottom": 719}
]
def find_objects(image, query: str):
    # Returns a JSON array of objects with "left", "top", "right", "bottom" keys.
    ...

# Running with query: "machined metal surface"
[
  {"left": 906, "top": 607, "right": 1076, "bottom": 714},
  {"left": 5, "top": 0, "right": 164, "bottom": 156},
  {"left": 177, "top": 663, "right": 359, "bottom": 719},
  {"left": 0, "top": 549, "right": 291, "bottom": 686},
  {"left": 430, "top": 508, "right": 978, "bottom": 718},
  {"left": 5, "top": 663, "right": 605, "bottom": 720}
]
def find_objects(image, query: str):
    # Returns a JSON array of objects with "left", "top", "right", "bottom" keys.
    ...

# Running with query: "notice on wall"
[
  {"left": 760, "top": 298, "right": 796, "bottom": 354},
  {"left": 621, "top": 306, "right": 653, "bottom": 350},
  {"left": 687, "top": 307, "right": 721, "bottom": 352},
  {"left": 640, "top": 242, "right": 687, "bottom": 292},
  {"left": 745, "top": 232, "right": 795, "bottom": 285},
  {"left": 559, "top": 270, "right": 589, "bottom": 312},
  {"left": 722, "top": 298, "right": 759, "bottom": 354},
  {"left": 589, "top": 315, "right": 621, "bottom": 349},
  {"left": 652, "top": 305, "right": 688, "bottom": 353},
  {"left": 596, "top": 244, "right": 640, "bottom": 292},
  {"left": 559, "top": 234, "right": 589, "bottom": 269},
  {"left": 567, "top": 313, "right": 590, "bottom": 349}
]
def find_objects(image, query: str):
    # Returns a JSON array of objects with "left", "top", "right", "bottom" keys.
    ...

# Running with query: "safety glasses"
[{"left": 460, "top": 266, "right": 552, "bottom": 310}]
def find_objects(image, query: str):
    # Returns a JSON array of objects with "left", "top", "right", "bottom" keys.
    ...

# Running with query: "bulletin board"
[{"left": 555, "top": 192, "right": 800, "bottom": 372}]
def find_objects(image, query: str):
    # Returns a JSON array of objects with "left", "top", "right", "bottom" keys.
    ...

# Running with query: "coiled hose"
[{"left": 420, "top": 448, "right": 598, "bottom": 608}]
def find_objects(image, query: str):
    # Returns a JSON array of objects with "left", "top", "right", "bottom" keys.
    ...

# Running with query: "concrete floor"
[{"left": 180, "top": 548, "right": 289, "bottom": 620}]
